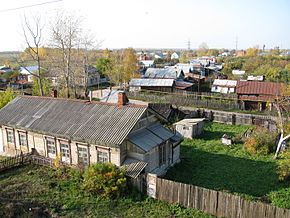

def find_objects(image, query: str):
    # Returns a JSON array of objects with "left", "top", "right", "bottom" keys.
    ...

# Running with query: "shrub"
[
  {"left": 268, "top": 187, "right": 290, "bottom": 209},
  {"left": 82, "top": 163, "right": 127, "bottom": 198},
  {"left": 277, "top": 151, "right": 290, "bottom": 181},
  {"left": 244, "top": 128, "right": 277, "bottom": 155}
]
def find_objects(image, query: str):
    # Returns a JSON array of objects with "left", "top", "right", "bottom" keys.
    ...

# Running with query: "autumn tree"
[
  {"left": 97, "top": 48, "right": 138, "bottom": 87},
  {"left": 246, "top": 46, "right": 259, "bottom": 57},
  {"left": 122, "top": 48, "right": 138, "bottom": 82}
]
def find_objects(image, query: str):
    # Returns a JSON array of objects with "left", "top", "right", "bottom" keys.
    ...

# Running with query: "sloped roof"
[
  {"left": 213, "top": 79, "right": 237, "bottom": 87},
  {"left": 129, "top": 78, "right": 175, "bottom": 87},
  {"left": 236, "top": 81, "right": 281, "bottom": 96},
  {"left": 20, "top": 66, "right": 39, "bottom": 75},
  {"left": 0, "top": 96, "right": 147, "bottom": 146},
  {"left": 128, "top": 123, "right": 174, "bottom": 152},
  {"left": 121, "top": 158, "right": 147, "bottom": 179},
  {"left": 144, "top": 68, "right": 183, "bottom": 79}
]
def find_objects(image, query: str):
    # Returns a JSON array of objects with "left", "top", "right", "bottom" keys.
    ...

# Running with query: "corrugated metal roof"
[
  {"left": 144, "top": 68, "right": 183, "bottom": 79},
  {"left": 129, "top": 78, "right": 174, "bottom": 87},
  {"left": 236, "top": 81, "right": 281, "bottom": 96},
  {"left": 213, "top": 79, "right": 237, "bottom": 87},
  {"left": 0, "top": 96, "right": 147, "bottom": 146},
  {"left": 147, "top": 124, "right": 174, "bottom": 140},
  {"left": 121, "top": 158, "right": 147, "bottom": 179},
  {"left": 128, "top": 124, "right": 174, "bottom": 152},
  {"left": 128, "top": 128, "right": 163, "bottom": 152}
]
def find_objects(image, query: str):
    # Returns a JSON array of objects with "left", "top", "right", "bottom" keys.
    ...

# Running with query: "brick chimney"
[{"left": 118, "top": 91, "right": 128, "bottom": 107}]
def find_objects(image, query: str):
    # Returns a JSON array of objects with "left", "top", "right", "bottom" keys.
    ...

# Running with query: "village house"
[
  {"left": 129, "top": 78, "right": 176, "bottom": 92},
  {"left": 144, "top": 68, "right": 185, "bottom": 80},
  {"left": 0, "top": 94, "right": 181, "bottom": 177},
  {"left": 236, "top": 81, "right": 282, "bottom": 111},
  {"left": 211, "top": 79, "right": 237, "bottom": 94},
  {"left": 18, "top": 66, "right": 38, "bottom": 83}
]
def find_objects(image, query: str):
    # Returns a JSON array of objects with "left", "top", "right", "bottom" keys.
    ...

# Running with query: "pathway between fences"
[{"left": 144, "top": 174, "right": 290, "bottom": 218}]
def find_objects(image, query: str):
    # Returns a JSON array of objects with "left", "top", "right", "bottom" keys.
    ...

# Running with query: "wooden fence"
[
  {"left": 154, "top": 177, "right": 290, "bottom": 218},
  {"left": 128, "top": 90, "right": 241, "bottom": 111},
  {"left": 0, "top": 152, "right": 32, "bottom": 172}
]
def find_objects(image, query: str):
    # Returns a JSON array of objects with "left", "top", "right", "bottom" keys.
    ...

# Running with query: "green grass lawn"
[
  {"left": 165, "top": 122, "right": 290, "bottom": 208},
  {"left": 0, "top": 165, "right": 213, "bottom": 218}
]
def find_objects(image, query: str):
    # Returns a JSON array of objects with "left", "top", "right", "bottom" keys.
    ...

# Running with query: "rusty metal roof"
[
  {"left": 236, "top": 81, "right": 281, "bottom": 96},
  {"left": 0, "top": 96, "right": 147, "bottom": 146}
]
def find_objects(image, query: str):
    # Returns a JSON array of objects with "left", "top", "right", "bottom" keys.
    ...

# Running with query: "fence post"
[{"left": 146, "top": 173, "right": 157, "bottom": 199}]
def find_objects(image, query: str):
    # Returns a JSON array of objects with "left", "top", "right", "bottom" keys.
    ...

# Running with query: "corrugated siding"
[{"left": 0, "top": 96, "right": 147, "bottom": 146}]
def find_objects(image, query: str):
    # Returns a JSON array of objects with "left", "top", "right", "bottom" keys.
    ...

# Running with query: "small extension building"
[
  {"left": 0, "top": 94, "right": 181, "bottom": 177},
  {"left": 174, "top": 118, "right": 205, "bottom": 139}
]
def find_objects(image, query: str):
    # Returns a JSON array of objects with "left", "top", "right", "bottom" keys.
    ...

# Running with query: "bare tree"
[
  {"left": 77, "top": 31, "right": 102, "bottom": 97},
  {"left": 274, "top": 96, "right": 290, "bottom": 159},
  {"left": 50, "top": 11, "right": 82, "bottom": 98},
  {"left": 22, "top": 14, "right": 44, "bottom": 96}
]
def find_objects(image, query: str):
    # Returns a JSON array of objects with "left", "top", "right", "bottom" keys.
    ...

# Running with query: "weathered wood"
[{"left": 153, "top": 177, "right": 290, "bottom": 218}]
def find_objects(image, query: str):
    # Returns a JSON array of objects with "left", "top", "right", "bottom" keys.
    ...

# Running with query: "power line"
[{"left": 0, "top": 0, "right": 63, "bottom": 13}]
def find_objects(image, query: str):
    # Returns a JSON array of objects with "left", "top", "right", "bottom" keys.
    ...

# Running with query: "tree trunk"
[{"left": 274, "top": 133, "right": 290, "bottom": 159}]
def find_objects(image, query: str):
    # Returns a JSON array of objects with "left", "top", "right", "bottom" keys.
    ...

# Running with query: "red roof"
[{"left": 236, "top": 81, "right": 281, "bottom": 96}]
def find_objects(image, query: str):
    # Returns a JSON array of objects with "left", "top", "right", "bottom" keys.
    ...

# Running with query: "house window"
[
  {"left": 46, "top": 138, "right": 56, "bottom": 155},
  {"left": 60, "top": 142, "right": 70, "bottom": 159},
  {"left": 19, "top": 132, "right": 27, "bottom": 147},
  {"left": 78, "top": 145, "right": 89, "bottom": 165},
  {"left": 6, "top": 129, "right": 14, "bottom": 144},
  {"left": 97, "top": 149, "right": 109, "bottom": 163},
  {"left": 159, "top": 143, "right": 166, "bottom": 166}
]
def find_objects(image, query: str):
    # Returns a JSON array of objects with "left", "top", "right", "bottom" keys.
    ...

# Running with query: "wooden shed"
[{"left": 174, "top": 118, "right": 205, "bottom": 139}]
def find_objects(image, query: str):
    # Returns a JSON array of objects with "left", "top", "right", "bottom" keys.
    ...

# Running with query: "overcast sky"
[{"left": 0, "top": 0, "right": 290, "bottom": 51}]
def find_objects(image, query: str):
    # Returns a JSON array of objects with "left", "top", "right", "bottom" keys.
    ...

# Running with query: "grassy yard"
[
  {"left": 0, "top": 165, "right": 213, "bottom": 218},
  {"left": 165, "top": 122, "right": 290, "bottom": 208}
]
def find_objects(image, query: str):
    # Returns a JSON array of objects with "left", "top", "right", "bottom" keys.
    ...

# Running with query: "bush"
[
  {"left": 268, "top": 187, "right": 290, "bottom": 209},
  {"left": 277, "top": 151, "right": 290, "bottom": 181},
  {"left": 244, "top": 128, "right": 277, "bottom": 155},
  {"left": 82, "top": 163, "right": 127, "bottom": 198}
]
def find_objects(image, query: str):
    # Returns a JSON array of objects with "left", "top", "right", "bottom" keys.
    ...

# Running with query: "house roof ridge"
[{"left": 18, "top": 95, "right": 147, "bottom": 108}]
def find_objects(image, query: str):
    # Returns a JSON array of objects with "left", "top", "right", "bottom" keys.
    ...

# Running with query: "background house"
[
  {"left": 19, "top": 66, "right": 38, "bottom": 83},
  {"left": 144, "top": 68, "right": 184, "bottom": 80},
  {"left": 211, "top": 79, "right": 237, "bottom": 94},
  {"left": 236, "top": 81, "right": 282, "bottom": 111}
]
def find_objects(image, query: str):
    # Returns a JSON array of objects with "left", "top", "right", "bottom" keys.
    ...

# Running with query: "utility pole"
[
  {"left": 235, "top": 36, "right": 238, "bottom": 51},
  {"left": 187, "top": 39, "right": 191, "bottom": 50}
]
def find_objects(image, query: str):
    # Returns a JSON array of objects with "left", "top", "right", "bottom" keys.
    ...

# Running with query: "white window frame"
[
  {"left": 59, "top": 140, "right": 71, "bottom": 163},
  {"left": 6, "top": 129, "right": 14, "bottom": 144},
  {"left": 97, "top": 147, "right": 110, "bottom": 164},
  {"left": 77, "top": 144, "right": 89, "bottom": 166},
  {"left": 18, "top": 131, "right": 28, "bottom": 148},
  {"left": 46, "top": 137, "right": 56, "bottom": 156}
]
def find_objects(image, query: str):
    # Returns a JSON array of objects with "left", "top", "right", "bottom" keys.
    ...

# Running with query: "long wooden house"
[{"left": 0, "top": 93, "right": 181, "bottom": 177}]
